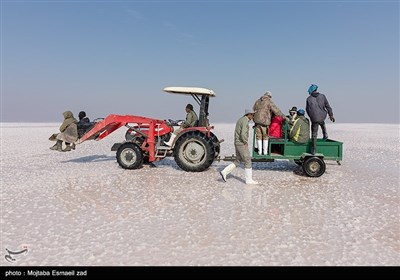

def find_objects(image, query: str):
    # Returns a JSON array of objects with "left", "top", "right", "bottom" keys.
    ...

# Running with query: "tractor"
[{"left": 78, "top": 87, "right": 222, "bottom": 172}]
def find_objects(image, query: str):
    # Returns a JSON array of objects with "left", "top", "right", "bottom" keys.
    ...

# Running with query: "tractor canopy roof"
[{"left": 163, "top": 87, "right": 216, "bottom": 97}]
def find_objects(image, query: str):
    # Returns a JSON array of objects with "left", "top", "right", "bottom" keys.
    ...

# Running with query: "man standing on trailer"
[
  {"left": 220, "top": 109, "right": 258, "bottom": 185},
  {"left": 305, "top": 84, "right": 335, "bottom": 154},
  {"left": 252, "top": 91, "right": 285, "bottom": 155}
]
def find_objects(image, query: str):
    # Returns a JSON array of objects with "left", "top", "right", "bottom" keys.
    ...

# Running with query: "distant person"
[
  {"left": 164, "top": 104, "right": 198, "bottom": 146},
  {"left": 306, "top": 84, "right": 335, "bottom": 154},
  {"left": 253, "top": 91, "right": 285, "bottom": 155},
  {"left": 78, "top": 111, "right": 90, "bottom": 123},
  {"left": 286, "top": 106, "right": 298, "bottom": 131},
  {"left": 220, "top": 109, "right": 258, "bottom": 185},
  {"left": 289, "top": 109, "right": 310, "bottom": 144},
  {"left": 77, "top": 111, "right": 93, "bottom": 139},
  {"left": 269, "top": 115, "right": 284, "bottom": 138},
  {"left": 49, "top": 111, "right": 78, "bottom": 152}
]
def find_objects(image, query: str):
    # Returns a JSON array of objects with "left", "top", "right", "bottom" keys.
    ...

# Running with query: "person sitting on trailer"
[
  {"left": 164, "top": 104, "right": 198, "bottom": 146},
  {"left": 286, "top": 106, "right": 298, "bottom": 131},
  {"left": 269, "top": 115, "right": 284, "bottom": 138},
  {"left": 289, "top": 109, "right": 310, "bottom": 144}
]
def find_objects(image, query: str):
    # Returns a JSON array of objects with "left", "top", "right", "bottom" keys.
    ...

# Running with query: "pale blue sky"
[{"left": 2, "top": 0, "right": 399, "bottom": 123}]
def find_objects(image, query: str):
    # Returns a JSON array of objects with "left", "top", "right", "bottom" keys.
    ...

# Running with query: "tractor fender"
[
  {"left": 300, "top": 153, "right": 324, "bottom": 161},
  {"left": 171, "top": 128, "right": 209, "bottom": 145},
  {"left": 175, "top": 129, "right": 220, "bottom": 150}
]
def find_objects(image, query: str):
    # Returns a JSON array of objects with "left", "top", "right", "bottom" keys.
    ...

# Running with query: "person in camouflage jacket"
[
  {"left": 252, "top": 91, "right": 285, "bottom": 155},
  {"left": 49, "top": 111, "right": 78, "bottom": 152}
]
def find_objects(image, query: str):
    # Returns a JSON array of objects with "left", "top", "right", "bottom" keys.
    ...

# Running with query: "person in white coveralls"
[{"left": 220, "top": 109, "right": 258, "bottom": 185}]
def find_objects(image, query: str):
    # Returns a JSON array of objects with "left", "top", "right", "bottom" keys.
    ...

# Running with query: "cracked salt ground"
[{"left": 1, "top": 123, "right": 399, "bottom": 265}]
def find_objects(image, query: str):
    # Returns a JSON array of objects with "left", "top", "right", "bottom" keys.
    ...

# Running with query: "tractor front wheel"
[
  {"left": 174, "top": 131, "right": 215, "bottom": 172},
  {"left": 116, "top": 143, "right": 143, "bottom": 169}
]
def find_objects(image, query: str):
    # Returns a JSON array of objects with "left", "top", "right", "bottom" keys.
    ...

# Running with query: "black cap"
[{"left": 78, "top": 111, "right": 86, "bottom": 120}]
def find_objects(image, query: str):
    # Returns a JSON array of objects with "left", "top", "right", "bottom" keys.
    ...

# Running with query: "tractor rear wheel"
[
  {"left": 116, "top": 143, "right": 143, "bottom": 169},
  {"left": 302, "top": 157, "right": 326, "bottom": 177},
  {"left": 209, "top": 132, "right": 221, "bottom": 158},
  {"left": 174, "top": 131, "right": 215, "bottom": 172}
]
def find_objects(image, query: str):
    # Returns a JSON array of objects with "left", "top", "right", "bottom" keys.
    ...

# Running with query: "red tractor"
[{"left": 79, "top": 87, "right": 222, "bottom": 172}]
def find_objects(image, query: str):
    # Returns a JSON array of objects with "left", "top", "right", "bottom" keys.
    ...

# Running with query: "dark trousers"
[{"left": 311, "top": 121, "right": 328, "bottom": 139}]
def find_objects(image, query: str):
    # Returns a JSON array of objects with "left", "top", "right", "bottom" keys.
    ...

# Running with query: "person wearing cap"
[
  {"left": 77, "top": 111, "right": 93, "bottom": 141},
  {"left": 305, "top": 84, "right": 335, "bottom": 154},
  {"left": 252, "top": 91, "right": 285, "bottom": 155},
  {"left": 220, "top": 109, "right": 258, "bottom": 185},
  {"left": 78, "top": 111, "right": 90, "bottom": 123},
  {"left": 286, "top": 106, "right": 298, "bottom": 131},
  {"left": 165, "top": 103, "right": 198, "bottom": 146},
  {"left": 289, "top": 109, "right": 310, "bottom": 144}
]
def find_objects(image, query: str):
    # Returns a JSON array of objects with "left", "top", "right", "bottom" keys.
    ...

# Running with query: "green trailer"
[{"left": 224, "top": 122, "right": 343, "bottom": 177}]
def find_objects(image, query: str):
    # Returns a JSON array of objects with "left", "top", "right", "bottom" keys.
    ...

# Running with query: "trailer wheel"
[
  {"left": 174, "top": 131, "right": 215, "bottom": 172},
  {"left": 302, "top": 157, "right": 326, "bottom": 177},
  {"left": 116, "top": 143, "right": 143, "bottom": 169}
]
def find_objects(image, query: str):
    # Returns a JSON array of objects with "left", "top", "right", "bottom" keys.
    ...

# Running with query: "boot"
[
  {"left": 257, "top": 140, "right": 263, "bottom": 155},
  {"left": 322, "top": 124, "right": 328, "bottom": 140},
  {"left": 164, "top": 134, "right": 177, "bottom": 146},
  {"left": 63, "top": 143, "right": 72, "bottom": 152},
  {"left": 245, "top": 168, "right": 258, "bottom": 185},
  {"left": 71, "top": 143, "right": 76, "bottom": 150},
  {"left": 311, "top": 137, "right": 317, "bottom": 155},
  {"left": 50, "top": 140, "right": 62, "bottom": 151},
  {"left": 262, "top": 140, "right": 269, "bottom": 155},
  {"left": 220, "top": 163, "right": 236, "bottom": 182}
]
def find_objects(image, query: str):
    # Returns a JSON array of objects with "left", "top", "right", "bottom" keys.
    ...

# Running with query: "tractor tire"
[
  {"left": 123, "top": 134, "right": 150, "bottom": 164},
  {"left": 209, "top": 132, "right": 221, "bottom": 158},
  {"left": 174, "top": 131, "right": 215, "bottom": 172},
  {"left": 116, "top": 142, "right": 143, "bottom": 170},
  {"left": 302, "top": 157, "right": 326, "bottom": 177}
]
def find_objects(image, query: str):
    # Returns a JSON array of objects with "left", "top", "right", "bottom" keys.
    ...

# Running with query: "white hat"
[
  {"left": 245, "top": 109, "right": 255, "bottom": 115},
  {"left": 264, "top": 91, "right": 272, "bottom": 97}
]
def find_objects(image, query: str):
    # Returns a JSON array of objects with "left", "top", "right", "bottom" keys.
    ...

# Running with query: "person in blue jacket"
[{"left": 306, "top": 84, "right": 335, "bottom": 154}]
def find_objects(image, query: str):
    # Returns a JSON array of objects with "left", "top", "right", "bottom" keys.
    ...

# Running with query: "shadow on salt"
[{"left": 61, "top": 154, "right": 115, "bottom": 163}]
